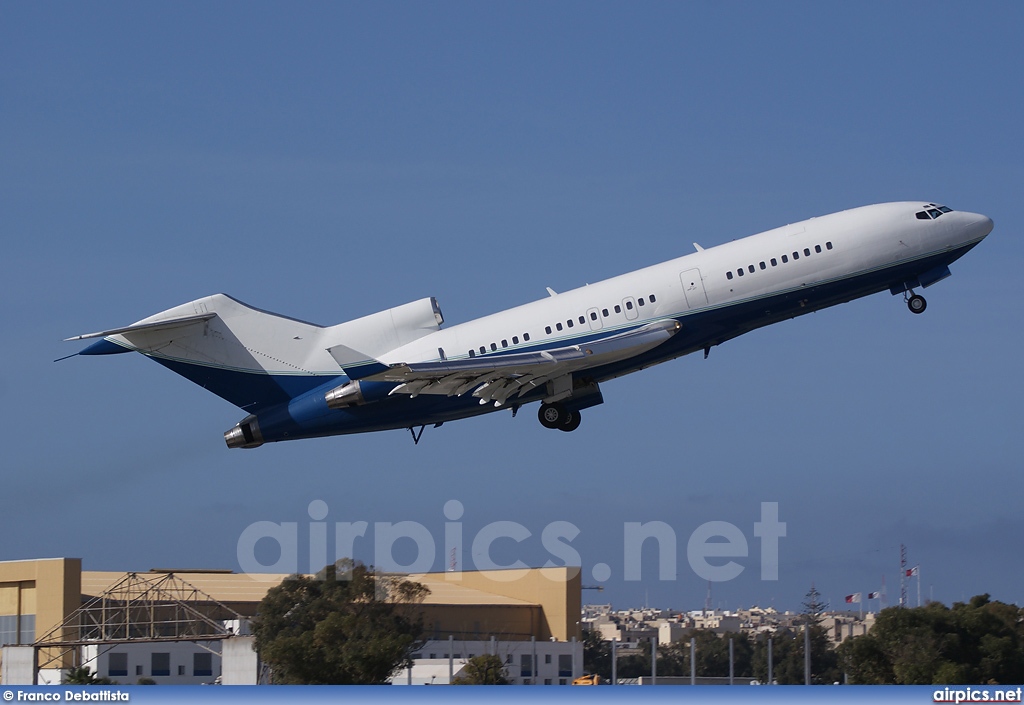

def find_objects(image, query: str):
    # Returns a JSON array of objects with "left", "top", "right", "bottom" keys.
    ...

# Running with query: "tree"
[
  {"left": 837, "top": 595, "right": 1024, "bottom": 684},
  {"left": 656, "top": 629, "right": 754, "bottom": 678},
  {"left": 64, "top": 666, "right": 113, "bottom": 685},
  {"left": 252, "top": 559, "right": 429, "bottom": 684},
  {"left": 582, "top": 628, "right": 611, "bottom": 681},
  {"left": 451, "top": 654, "right": 511, "bottom": 685}
]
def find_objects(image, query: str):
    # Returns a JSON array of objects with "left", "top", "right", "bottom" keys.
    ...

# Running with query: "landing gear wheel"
[
  {"left": 538, "top": 402, "right": 569, "bottom": 429},
  {"left": 559, "top": 411, "right": 582, "bottom": 432},
  {"left": 907, "top": 294, "right": 927, "bottom": 314}
]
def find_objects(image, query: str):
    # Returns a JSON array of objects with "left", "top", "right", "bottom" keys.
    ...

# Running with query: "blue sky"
[{"left": 3, "top": 2, "right": 1022, "bottom": 613}]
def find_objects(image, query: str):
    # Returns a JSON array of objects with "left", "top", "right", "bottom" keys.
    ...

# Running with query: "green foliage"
[
  {"left": 63, "top": 666, "right": 113, "bottom": 685},
  {"left": 451, "top": 654, "right": 511, "bottom": 685},
  {"left": 252, "top": 559, "right": 429, "bottom": 684},
  {"left": 656, "top": 629, "right": 753, "bottom": 678},
  {"left": 136, "top": 677, "right": 157, "bottom": 685},
  {"left": 582, "top": 628, "right": 611, "bottom": 681},
  {"left": 837, "top": 595, "right": 1024, "bottom": 684}
]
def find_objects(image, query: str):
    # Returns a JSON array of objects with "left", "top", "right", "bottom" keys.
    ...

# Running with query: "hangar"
[{"left": 0, "top": 558, "right": 582, "bottom": 685}]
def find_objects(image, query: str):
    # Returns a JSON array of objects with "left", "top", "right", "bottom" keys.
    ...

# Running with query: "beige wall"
[{"left": 0, "top": 558, "right": 81, "bottom": 669}]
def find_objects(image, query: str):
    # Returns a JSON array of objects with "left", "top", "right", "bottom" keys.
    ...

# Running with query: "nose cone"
[{"left": 967, "top": 212, "right": 994, "bottom": 240}]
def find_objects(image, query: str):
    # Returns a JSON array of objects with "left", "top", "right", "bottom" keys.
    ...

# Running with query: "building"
[{"left": 0, "top": 557, "right": 582, "bottom": 685}]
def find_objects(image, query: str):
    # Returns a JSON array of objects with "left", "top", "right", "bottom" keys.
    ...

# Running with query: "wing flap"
[{"left": 379, "top": 319, "right": 680, "bottom": 401}]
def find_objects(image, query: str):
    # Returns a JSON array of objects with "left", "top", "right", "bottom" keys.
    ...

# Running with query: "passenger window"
[
  {"left": 781, "top": 255, "right": 788, "bottom": 263},
  {"left": 804, "top": 248, "right": 810, "bottom": 257},
  {"left": 625, "top": 300, "right": 633, "bottom": 310},
  {"left": 556, "top": 323, "right": 563, "bottom": 331},
  {"left": 726, "top": 271, "right": 734, "bottom": 280},
  {"left": 737, "top": 269, "right": 745, "bottom": 276},
  {"left": 590, "top": 311, "right": 597, "bottom": 320},
  {"left": 649, "top": 293, "right": 656, "bottom": 302},
  {"left": 524, "top": 333, "right": 530, "bottom": 342},
  {"left": 815, "top": 245, "right": 821, "bottom": 253},
  {"left": 638, "top": 298, "right": 645, "bottom": 306},
  {"left": 748, "top": 265, "right": 755, "bottom": 273},
  {"left": 826, "top": 242, "right": 833, "bottom": 250},
  {"left": 602, "top": 308, "right": 609, "bottom": 317},
  {"left": 545, "top": 326, "right": 552, "bottom": 335},
  {"left": 759, "top": 262, "right": 766, "bottom": 270},
  {"left": 770, "top": 258, "right": 777, "bottom": 266},
  {"left": 512, "top": 336, "right": 519, "bottom": 344},
  {"left": 479, "top": 346, "right": 486, "bottom": 355},
  {"left": 792, "top": 252, "right": 799, "bottom": 260},
  {"left": 490, "top": 343, "right": 497, "bottom": 351},
  {"left": 578, "top": 316, "right": 585, "bottom": 324},
  {"left": 501, "top": 340, "right": 508, "bottom": 348},
  {"left": 567, "top": 319, "right": 574, "bottom": 328},
  {"left": 469, "top": 350, "right": 475, "bottom": 357},
  {"left": 614, "top": 305, "right": 621, "bottom": 313}
]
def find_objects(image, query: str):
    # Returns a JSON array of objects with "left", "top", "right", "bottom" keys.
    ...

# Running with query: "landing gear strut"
[
  {"left": 538, "top": 402, "right": 582, "bottom": 432},
  {"left": 906, "top": 292, "right": 927, "bottom": 314}
]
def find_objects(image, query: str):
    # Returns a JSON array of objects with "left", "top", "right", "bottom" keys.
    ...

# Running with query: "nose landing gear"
[{"left": 538, "top": 402, "right": 582, "bottom": 432}]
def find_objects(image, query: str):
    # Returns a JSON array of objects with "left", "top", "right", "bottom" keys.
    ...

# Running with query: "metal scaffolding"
[{"left": 34, "top": 571, "right": 245, "bottom": 670}]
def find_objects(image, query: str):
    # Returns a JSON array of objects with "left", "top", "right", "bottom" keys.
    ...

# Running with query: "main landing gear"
[
  {"left": 538, "top": 402, "right": 582, "bottom": 432},
  {"left": 906, "top": 291, "right": 927, "bottom": 314}
]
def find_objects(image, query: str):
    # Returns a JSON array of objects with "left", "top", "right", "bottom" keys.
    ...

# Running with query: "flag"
[
  {"left": 906, "top": 566, "right": 919, "bottom": 577},
  {"left": 845, "top": 593, "right": 862, "bottom": 603},
  {"left": 868, "top": 591, "right": 881, "bottom": 599}
]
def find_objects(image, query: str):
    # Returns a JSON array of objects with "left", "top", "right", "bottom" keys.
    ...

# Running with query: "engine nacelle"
[
  {"left": 224, "top": 414, "right": 263, "bottom": 449},
  {"left": 324, "top": 380, "right": 396, "bottom": 409}
]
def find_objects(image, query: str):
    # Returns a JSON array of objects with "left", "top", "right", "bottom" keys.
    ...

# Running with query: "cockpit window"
[{"left": 916, "top": 204, "right": 954, "bottom": 220}]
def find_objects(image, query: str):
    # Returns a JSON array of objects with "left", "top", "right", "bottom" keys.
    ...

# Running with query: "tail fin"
[
  {"left": 69, "top": 294, "right": 339, "bottom": 411},
  {"left": 68, "top": 294, "right": 445, "bottom": 412}
]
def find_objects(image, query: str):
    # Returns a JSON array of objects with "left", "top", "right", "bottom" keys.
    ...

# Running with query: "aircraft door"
[
  {"left": 622, "top": 296, "right": 638, "bottom": 320},
  {"left": 679, "top": 268, "right": 708, "bottom": 309},
  {"left": 586, "top": 307, "right": 602, "bottom": 331}
]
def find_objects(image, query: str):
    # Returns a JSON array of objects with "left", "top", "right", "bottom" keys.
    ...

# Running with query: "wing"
[{"left": 367, "top": 319, "right": 680, "bottom": 406}]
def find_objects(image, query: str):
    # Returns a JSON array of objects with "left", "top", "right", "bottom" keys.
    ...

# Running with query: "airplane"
[{"left": 65, "top": 202, "right": 993, "bottom": 448}]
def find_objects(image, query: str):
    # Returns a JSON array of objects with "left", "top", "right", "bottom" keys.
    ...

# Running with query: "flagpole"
[{"left": 917, "top": 567, "right": 922, "bottom": 607}]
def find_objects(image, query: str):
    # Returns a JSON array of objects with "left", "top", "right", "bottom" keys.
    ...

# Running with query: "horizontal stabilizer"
[{"left": 65, "top": 313, "right": 217, "bottom": 342}]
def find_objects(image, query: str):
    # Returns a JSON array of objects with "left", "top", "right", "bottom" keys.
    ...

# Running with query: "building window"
[
  {"left": 545, "top": 679, "right": 552, "bottom": 685},
  {"left": 108, "top": 653, "right": 128, "bottom": 678},
  {"left": 136, "top": 665, "right": 142, "bottom": 676},
  {"left": 545, "top": 654, "right": 552, "bottom": 664},
  {"left": 521, "top": 654, "right": 533, "bottom": 677},
  {"left": 194, "top": 652, "right": 213, "bottom": 677},
  {"left": 560, "top": 678, "right": 568, "bottom": 685},
  {"left": 558, "top": 654, "right": 573, "bottom": 677},
  {"left": 178, "top": 665, "right": 186, "bottom": 676},
  {"left": 506, "top": 655, "right": 513, "bottom": 664},
  {"left": 151, "top": 653, "right": 170, "bottom": 677}
]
